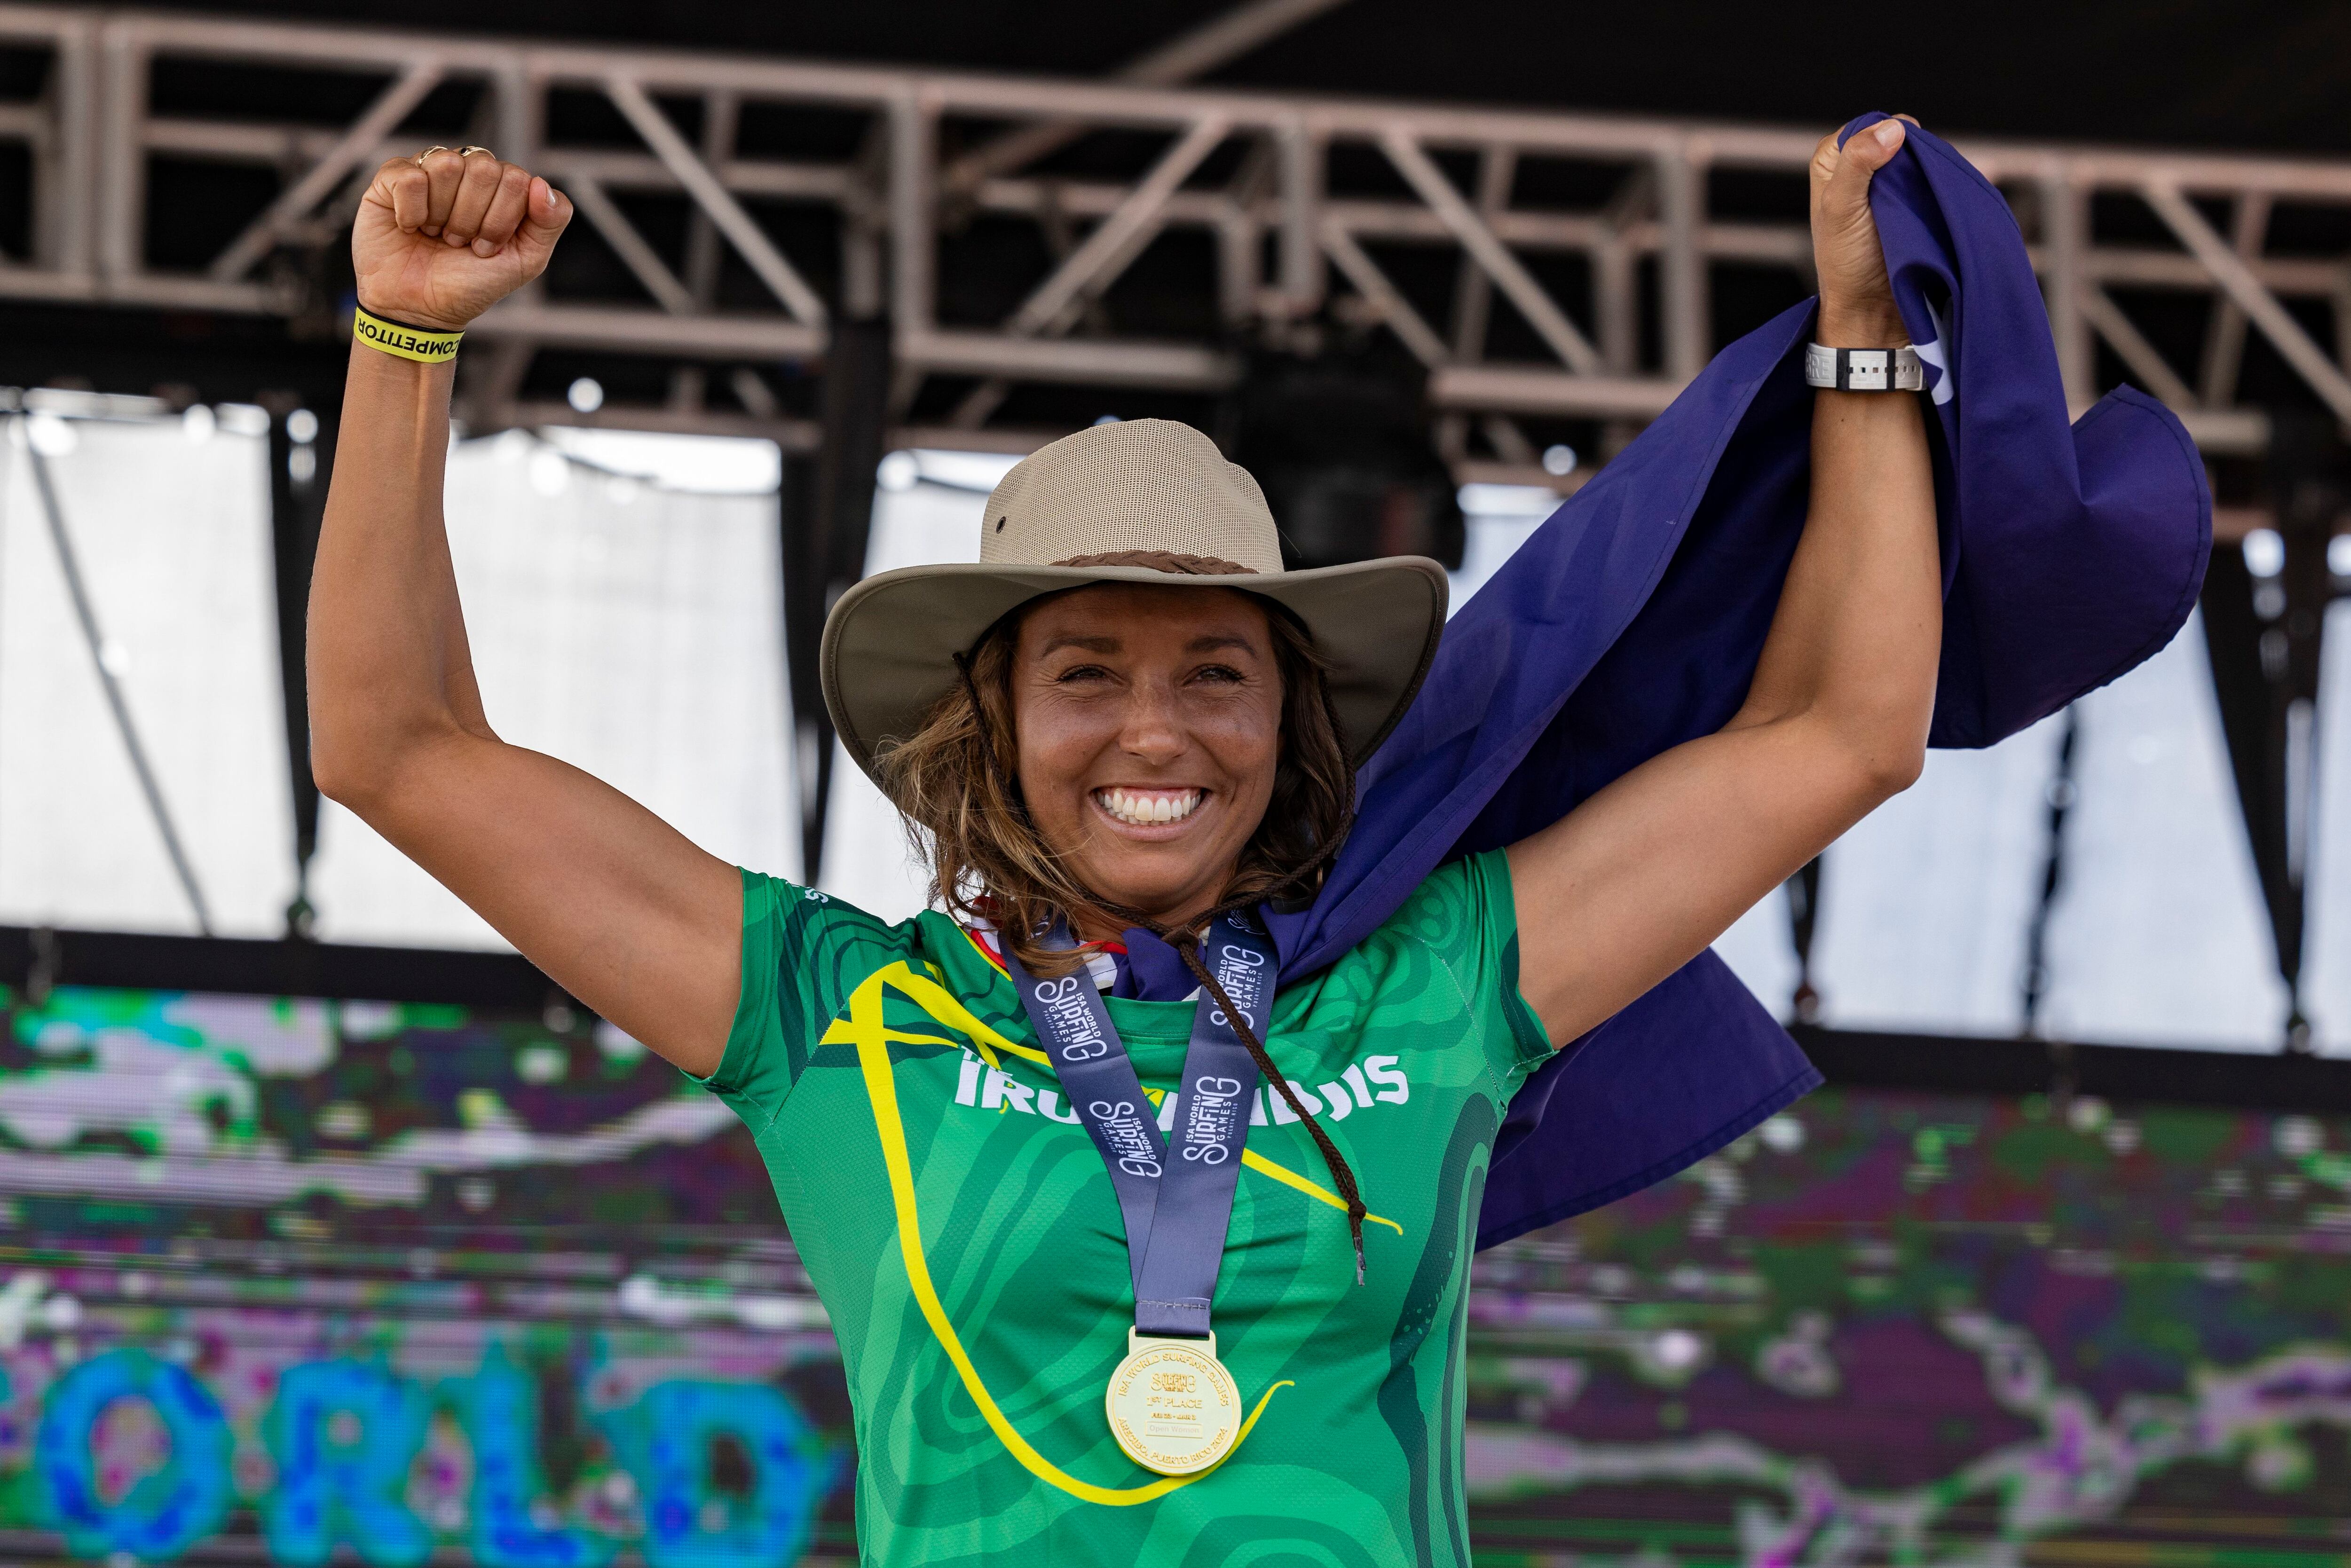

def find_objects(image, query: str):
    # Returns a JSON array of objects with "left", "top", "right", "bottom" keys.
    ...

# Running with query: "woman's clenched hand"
[
  {"left": 352, "top": 150, "right": 572, "bottom": 333},
  {"left": 1809, "top": 115, "right": 1916, "bottom": 347}
]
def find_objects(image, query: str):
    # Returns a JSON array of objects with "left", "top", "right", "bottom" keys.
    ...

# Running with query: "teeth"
[{"left": 1098, "top": 788, "right": 1202, "bottom": 827}]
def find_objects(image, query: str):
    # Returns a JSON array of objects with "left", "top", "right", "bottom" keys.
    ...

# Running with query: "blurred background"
[{"left": 3, "top": 1, "right": 2351, "bottom": 1563}]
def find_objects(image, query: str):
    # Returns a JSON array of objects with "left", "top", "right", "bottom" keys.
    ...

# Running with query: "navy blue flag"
[{"left": 1123, "top": 116, "right": 2210, "bottom": 1249}]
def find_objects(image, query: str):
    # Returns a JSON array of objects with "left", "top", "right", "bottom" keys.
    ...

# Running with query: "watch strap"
[{"left": 1805, "top": 343, "right": 1924, "bottom": 392}]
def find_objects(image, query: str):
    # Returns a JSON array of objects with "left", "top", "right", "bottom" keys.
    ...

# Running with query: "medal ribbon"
[{"left": 1002, "top": 911, "right": 1274, "bottom": 1339}]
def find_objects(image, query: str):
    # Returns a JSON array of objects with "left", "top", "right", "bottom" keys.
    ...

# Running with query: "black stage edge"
[
  {"left": 0, "top": 924, "right": 566, "bottom": 1013},
  {"left": 1794, "top": 1024, "right": 2351, "bottom": 1115},
  {"left": 3, "top": 924, "right": 2345, "bottom": 1111}
]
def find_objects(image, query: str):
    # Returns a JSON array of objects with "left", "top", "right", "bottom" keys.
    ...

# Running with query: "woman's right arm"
[{"left": 309, "top": 150, "right": 740, "bottom": 1076}]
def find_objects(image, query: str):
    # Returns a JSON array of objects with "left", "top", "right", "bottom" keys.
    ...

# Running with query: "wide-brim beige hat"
[{"left": 822, "top": 418, "right": 1448, "bottom": 779}]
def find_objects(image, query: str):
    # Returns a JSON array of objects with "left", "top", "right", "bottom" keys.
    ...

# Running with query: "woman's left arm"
[{"left": 1508, "top": 116, "right": 1939, "bottom": 1045}]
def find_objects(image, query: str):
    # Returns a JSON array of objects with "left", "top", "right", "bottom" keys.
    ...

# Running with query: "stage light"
[
  {"left": 1458, "top": 483, "right": 1558, "bottom": 518},
  {"left": 567, "top": 377, "right": 605, "bottom": 413},
  {"left": 529, "top": 448, "right": 572, "bottom": 496},
  {"left": 24, "top": 410, "right": 75, "bottom": 456},
  {"left": 1542, "top": 444, "right": 1577, "bottom": 476},
  {"left": 2242, "top": 528, "right": 2284, "bottom": 577},
  {"left": 287, "top": 408, "right": 318, "bottom": 443},
  {"left": 875, "top": 450, "right": 919, "bottom": 491},
  {"left": 539, "top": 427, "right": 780, "bottom": 494},
  {"left": 181, "top": 404, "right": 215, "bottom": 444},
  {"left": 2330, "top": 535, "right": 2351, "bottom": 577}
]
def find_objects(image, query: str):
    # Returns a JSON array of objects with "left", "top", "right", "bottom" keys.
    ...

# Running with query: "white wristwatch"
[{"left": 1805, "top": 343, "right": 1924, "bottom": 392}]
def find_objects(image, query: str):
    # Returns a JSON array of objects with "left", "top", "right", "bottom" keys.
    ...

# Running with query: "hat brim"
[{"left": 821, "top": 557, "right": 1450, "bottom": 779}]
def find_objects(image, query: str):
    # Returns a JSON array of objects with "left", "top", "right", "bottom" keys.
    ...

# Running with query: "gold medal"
[{"left": 1105, "top": 1329, "right": 1243, "bottom": 1476}]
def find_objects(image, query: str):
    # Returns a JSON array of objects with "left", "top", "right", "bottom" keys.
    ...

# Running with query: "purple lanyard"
[{"left": 1000, "top": 912, "right": 1273, "bottom": 1339}]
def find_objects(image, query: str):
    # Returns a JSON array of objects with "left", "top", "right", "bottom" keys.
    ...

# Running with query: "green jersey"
[{"left": 706, "top": 849, "right": 1551, "bottom": 1567}]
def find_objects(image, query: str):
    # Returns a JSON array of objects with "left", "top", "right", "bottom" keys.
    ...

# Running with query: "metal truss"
[{"left": 4, "top": 5, "right": 2351, "bottom": 482}]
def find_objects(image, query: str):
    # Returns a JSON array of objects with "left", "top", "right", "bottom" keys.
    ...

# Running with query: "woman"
[{"left": 312, "top": 118, "right": 1934, "bottom": 1567}]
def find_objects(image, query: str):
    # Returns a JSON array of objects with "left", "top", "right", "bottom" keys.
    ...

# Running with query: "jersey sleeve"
[
  {"left": 1459, "top": 848, "right": 1558, "bottom": 1086},
  {"left": 697, "top": 870, "right": 884, "bottom": 1131}
]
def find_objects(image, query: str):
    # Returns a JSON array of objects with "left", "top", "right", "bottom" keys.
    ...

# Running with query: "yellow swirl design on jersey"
[{"left": 835, "top": 962, "right": 1289, "bottom": 1504}]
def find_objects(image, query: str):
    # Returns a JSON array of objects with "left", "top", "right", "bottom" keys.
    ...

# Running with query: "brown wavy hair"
[{"left": 871, "top": 587, "right": 1355, "bottom": 977}]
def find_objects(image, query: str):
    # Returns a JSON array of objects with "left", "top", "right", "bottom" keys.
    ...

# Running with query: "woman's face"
[{"left": 1010, "top": 583, "right": 1282, "bottom": 933}]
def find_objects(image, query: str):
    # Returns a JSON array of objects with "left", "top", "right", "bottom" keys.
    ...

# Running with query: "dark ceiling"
[{"left": 134, "top": 0, "right": 2351, "bottom": 155}]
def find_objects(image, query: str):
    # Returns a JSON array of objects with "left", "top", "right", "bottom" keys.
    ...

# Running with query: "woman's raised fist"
[
  {"left": 352, "top": 149, "right": 573, "bottom": 334},
  {"left": 1808, "top": 115, "right": 1917, "bottom": 349}
]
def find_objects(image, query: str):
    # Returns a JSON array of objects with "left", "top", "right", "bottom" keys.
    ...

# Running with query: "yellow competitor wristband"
[{"left": 352, "top": 305, "right": 463, "bottom": 364}]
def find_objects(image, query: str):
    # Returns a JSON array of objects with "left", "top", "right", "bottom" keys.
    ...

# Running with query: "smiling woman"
[
  {"left": 875, "top": 577, "right": 1355, "bottom": 980},
  {"left": 306, "top": 124, "right": 1941, "bottom": 1567}
]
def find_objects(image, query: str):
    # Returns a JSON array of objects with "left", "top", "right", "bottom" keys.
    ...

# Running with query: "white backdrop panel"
[
  {"left": 309, "top": 432, "right": 797, "bottom": 949},
  {"left": 2300, "top": 599, "right": 2351, "bottom": 1052},
  {"left": 1712, "top": 891, "right": 1800, "bottom": 1022},
  {"left": 1810, "top": 714, "right": 2064, "bottom": 1035},
  {"left": 0, "top": 416, "right": 293, "bottom": 937},
  {"left": 819, "top": 474, "right": 992, "bottom": 922},
  {"left": 11, "top": 414, "right": 2306, "bottom": 1056},
  {"left": 1449, "top": 493, "right": 1554, "bottom": 609},
  {"left": 2038, "top": 609, "right": 2292, "bottom": 1049}
]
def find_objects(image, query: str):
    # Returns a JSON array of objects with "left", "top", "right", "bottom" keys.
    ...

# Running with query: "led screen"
[
  {"left": 0, "top": 983, "right": 846, "bottom": 1563},
  {"left": 2, "top": 981, "right": 2348, "bottom": 1565},
  {"left": 1467, "top": 1083, "right": 2351, "bottom": 1563}
]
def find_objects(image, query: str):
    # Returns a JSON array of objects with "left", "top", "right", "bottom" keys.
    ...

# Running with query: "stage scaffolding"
[{"left": 0, "top": 5, "right": 2348, "bottom": 481}]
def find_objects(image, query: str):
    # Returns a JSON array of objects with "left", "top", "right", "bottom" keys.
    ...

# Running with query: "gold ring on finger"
[
  {"left": 458, "top": 145, "right": 496, "bottom": 159},
  {"left": 412, "top": 145, "right": 451, "bottom": 165}
]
